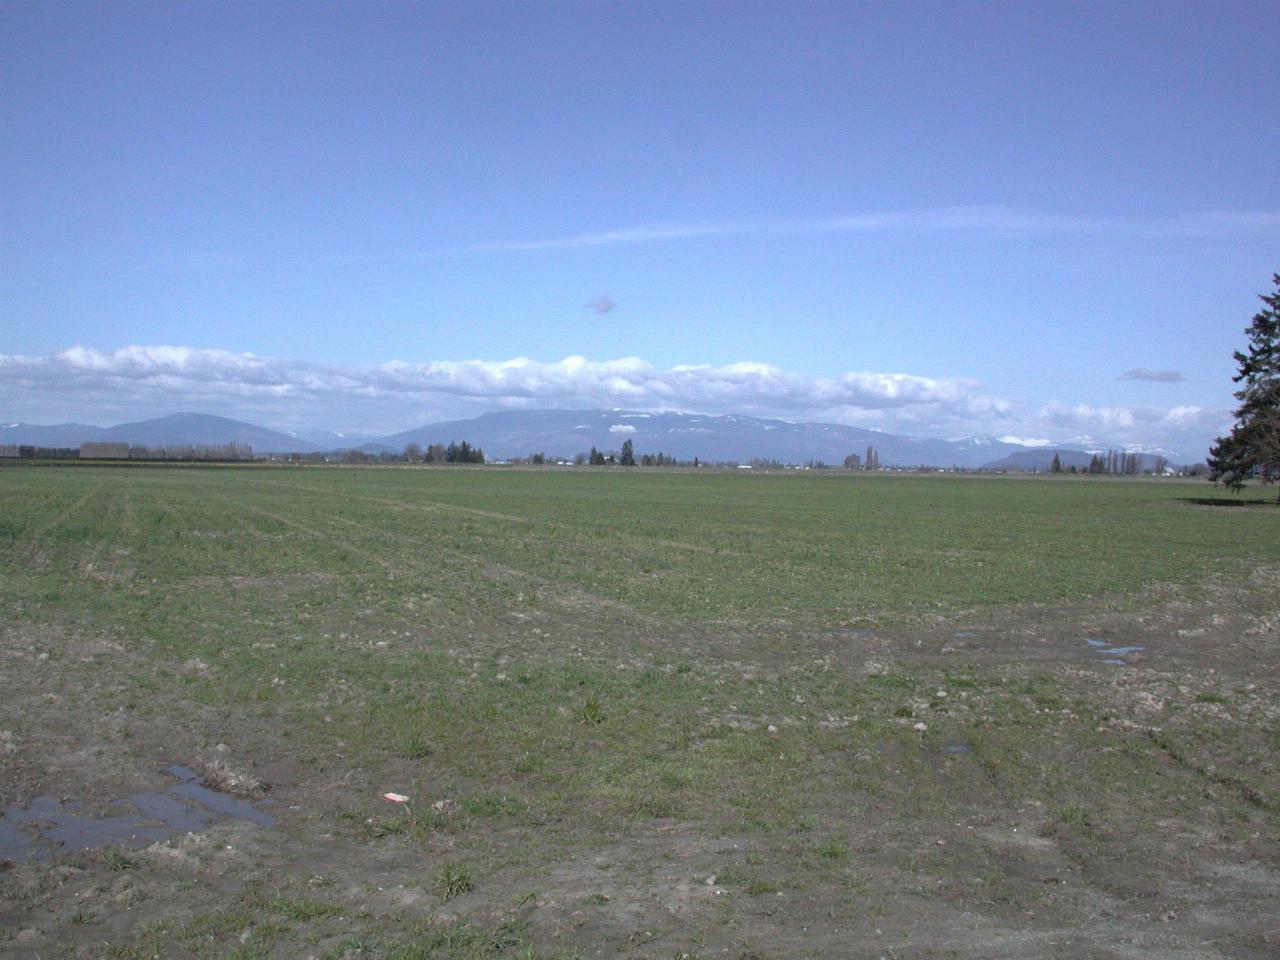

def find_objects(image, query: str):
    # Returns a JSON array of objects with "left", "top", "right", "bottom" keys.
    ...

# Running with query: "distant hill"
[
  {"left": 1, "top": 413, "right": 322, "bottom": 454},
  {"left": 3, "top": 408, "right": 1189, "bottom": 467},
  {"left": 0, "top": 421, "right": 106, "bottom": 448},
  {"left": 371, "top": 409, "right": 1041, "bottom": 468}
]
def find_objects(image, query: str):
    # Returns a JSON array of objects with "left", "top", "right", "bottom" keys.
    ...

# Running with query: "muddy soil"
[{"left": 2, "top": 570, "right": 1278, "bottom": 959}]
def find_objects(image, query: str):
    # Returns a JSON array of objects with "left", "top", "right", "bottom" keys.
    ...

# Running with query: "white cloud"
[
  {"left": 1033, "top": 400, "right": 1230, "bottom": 457},
  {"left": 1039, "top": 401, "right": 1138, "bottom": 430},
  {"left": 608, "top": 424, "right": 636, "bottom": 435},
  {"left": 0, "top": 344, "right": 1228, "bottom": 456},
  {"left": 1, "top": 344, "right": 1006, "bottom": 431}
]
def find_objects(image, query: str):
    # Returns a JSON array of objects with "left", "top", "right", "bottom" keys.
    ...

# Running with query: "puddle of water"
[
  {"left": 6, "top": 796, "right": 172, "bottom": 853},
  {"left": 952, "top": 631, "right": 977, "bottom": 639},
  {"left": 1084, "top": 639, "right": 1146, "bottom": 663},
  {"left": 945, "top": 742, "right": 973, "bottom": 755},
  {"left": 844, "top": 629, "right": 877, "bottom": 640},
  {"left": 169, "top": 783, "right": 277, "bottom": 827},
  {"left": 0, "top": 765, "right": 277, "bottom": 865},
  {"left": 129, "top": 792, "right": 217, "bottom": 833},
  {"left": 0, "top": 818, "right": 32, "bottom": 864}
]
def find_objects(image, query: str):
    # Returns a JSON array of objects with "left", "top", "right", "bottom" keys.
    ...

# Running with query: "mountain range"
[{"left": 1, "top": 410, "right": 1188, "bottom": 469}]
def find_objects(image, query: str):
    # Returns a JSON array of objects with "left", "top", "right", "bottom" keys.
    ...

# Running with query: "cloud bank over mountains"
[{"left": 0, "top": 345, "right": 1226, "bottom": 456}]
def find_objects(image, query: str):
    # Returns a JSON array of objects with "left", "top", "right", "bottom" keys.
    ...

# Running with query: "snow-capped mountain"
[{"left": 4, "top": 409, "right": 1193, "bottom": 467}]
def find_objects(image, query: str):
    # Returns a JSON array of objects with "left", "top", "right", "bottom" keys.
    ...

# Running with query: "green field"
[
  {"left": 3, "top": 464, "right": 1278, "bottom": 627},
  {"left": 2, "top": 464, "right": 1278, "bottom": 959}
]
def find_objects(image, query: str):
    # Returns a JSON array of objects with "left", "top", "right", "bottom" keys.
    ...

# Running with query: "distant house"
[{"left": 80, "top": 442, "right": 130, "bottom": 459}]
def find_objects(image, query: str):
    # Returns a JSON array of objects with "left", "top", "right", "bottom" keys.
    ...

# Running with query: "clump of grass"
[
  {"left": 101, "top": 847, "right": 133, "bottom": 871},
  {"left": 1194, "top": 692, "right": 1227, "bottom": 704},
  {"left": 395, "top": 731, "right": 433, "bottom": 759},
  {"left": 577, "top": 694, "right": 605, "bottom": 725},
  {"left": 268, "top": 894, "right": 339, "bottom": 921},
  {"left": 462, "top": 792, "right": 526, "bottom": 817},
  {"left": 813, "top": 840, "right": 849, "bottom": 861},
  {"left": 745, "top": 879, "right": 778, "bottom": 896},
  {"left": 435, "top": 861, "right": 475, "bottom": 900},
  {"left": 513, "top": 751, "right": 545, "bottom": 774},
  {"left": 1056, "top": 804, "right": 1094, "bottom": 834},
  {"left": 365, "top": 816, "right": 410, "bottom": 839},
  {"left": 618, "top": 792, "right": 680, "bottom": 818}
]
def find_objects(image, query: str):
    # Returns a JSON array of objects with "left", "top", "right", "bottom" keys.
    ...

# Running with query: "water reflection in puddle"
[
  {"left": 0, "top": 765, "right": 277, "bottom": 865},
  {"left": 1083, "top": 639, "right": 1147, "bottom": 665}
]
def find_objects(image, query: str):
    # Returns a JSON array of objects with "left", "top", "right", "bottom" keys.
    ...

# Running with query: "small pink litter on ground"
[{"left": 382, "top": 792, "right": 410, "bottom": 804}]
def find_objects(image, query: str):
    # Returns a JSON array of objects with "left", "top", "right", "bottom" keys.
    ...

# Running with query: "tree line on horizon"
[{"left": 1048, "top": 450, "right": 1171, "bottom": 476}]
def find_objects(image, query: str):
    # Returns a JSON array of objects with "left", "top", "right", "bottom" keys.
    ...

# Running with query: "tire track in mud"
[
  {"left": 1146, "top": 728, "right": 1273, "bottom": 811},
  {"left": 240, "top": 477, "right": 938, "bottom": 620},
  {"left": 208, "top": 495, "right": 403, "bottom": 578},
  {"left": 247, "top": 476, "right": 752, "bottom": 560},
  {"left": 221, "top": 482, "right": 660, "bottom": 629},
  {"left": 14, "top": 479, "right": 105, "bottom": 569},
  {"left": 290, "top": 492, "right": 658, "bottom": 627}
]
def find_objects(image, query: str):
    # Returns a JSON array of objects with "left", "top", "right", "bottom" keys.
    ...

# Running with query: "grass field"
[{"left": 2, "top": 464, "right": 1278, "bottom": 959}]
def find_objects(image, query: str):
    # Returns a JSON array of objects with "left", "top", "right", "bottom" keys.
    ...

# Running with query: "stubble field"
[{"left": 1, "top": 464, "right": 1278, "bottom": 959}]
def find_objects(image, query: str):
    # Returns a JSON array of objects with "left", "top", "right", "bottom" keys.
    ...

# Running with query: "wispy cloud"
[
  {"left": 463, "top": 206, "right": 1280, "bottom": 253},
  {"left": 466, "top": 221, "right": 741, "bottom": 252},
  {"left": 1120, "top": 368, "right": 1186, "bottom": 383},
  {"left": 586, "top": 295, "right": 617, "bottom": 315}
]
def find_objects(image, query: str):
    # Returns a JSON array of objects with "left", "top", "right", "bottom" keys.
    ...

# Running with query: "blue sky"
[{"left": 2, "top": 0, "right": 1277, "bottom": 455}]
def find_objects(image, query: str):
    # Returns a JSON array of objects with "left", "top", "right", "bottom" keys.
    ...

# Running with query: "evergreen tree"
[
  {"left": 1209, "top": 274, "right": 1280, "bottom": 500},
  {"left": 1050, "top": 452, "right": 1062, "bottom": 473},
  {"left": 620, "top": 438, "right": 636, "bottom": 466}
]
